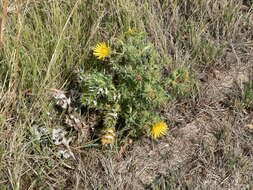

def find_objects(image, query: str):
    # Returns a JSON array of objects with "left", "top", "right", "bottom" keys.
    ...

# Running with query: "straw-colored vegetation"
[{"left": 0, "top": 0, "right": 252, "bottom": 189}]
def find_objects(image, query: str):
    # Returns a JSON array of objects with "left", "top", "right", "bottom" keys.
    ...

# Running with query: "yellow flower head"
[
  {"left": 93, "top": 42, "right": 111, "bottom": 60},
  {"left": 100, "top": 127, "right": 116, "bottom": 146},
  {"left": 125, "top": 28, "right": 139, "bottom": 35},
  {"left": 150, "top": 121, "right": 168, "bottom": 139}
]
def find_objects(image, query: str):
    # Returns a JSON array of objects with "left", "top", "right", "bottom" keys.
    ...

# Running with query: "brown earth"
[{"left": 58, "top": 61, "right": 253, "bottom": 190}]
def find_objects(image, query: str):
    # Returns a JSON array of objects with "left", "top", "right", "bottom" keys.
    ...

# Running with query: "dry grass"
[{"left": 0, "top": 0, "right": 253, "bottom": 189}]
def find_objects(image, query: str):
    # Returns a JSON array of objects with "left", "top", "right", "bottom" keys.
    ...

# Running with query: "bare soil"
[{"left": 62, "top": 61, "right": 253, "bottom": 190}]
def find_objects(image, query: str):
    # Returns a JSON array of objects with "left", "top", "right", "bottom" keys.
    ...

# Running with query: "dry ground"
[
  {"left": 0, "top": 0, "right": 253, "bottom": 189},
  {"left": 66, "top": 62, "right": 253, "bottom": 190}
]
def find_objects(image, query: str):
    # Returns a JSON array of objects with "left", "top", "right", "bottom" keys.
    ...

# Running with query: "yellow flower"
[
  {"left": 93, "top": 42, "right": 111, "bottom": 59},
  {"left": 100, "top": 127, "right": 116, "bottom": 146},
  {"left": 125, "top": 28, "right": 138, "bottom": 35},
  {"left": 150, "top": 121, "right": 168, "bottom": 139}
]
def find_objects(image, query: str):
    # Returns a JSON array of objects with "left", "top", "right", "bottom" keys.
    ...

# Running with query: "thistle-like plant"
[
  {"left": 79, "top": 32, "right": 170, "bottom": 143},
  {"left": 166, "top": 68, "right": 195, "bottom": 97}
]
